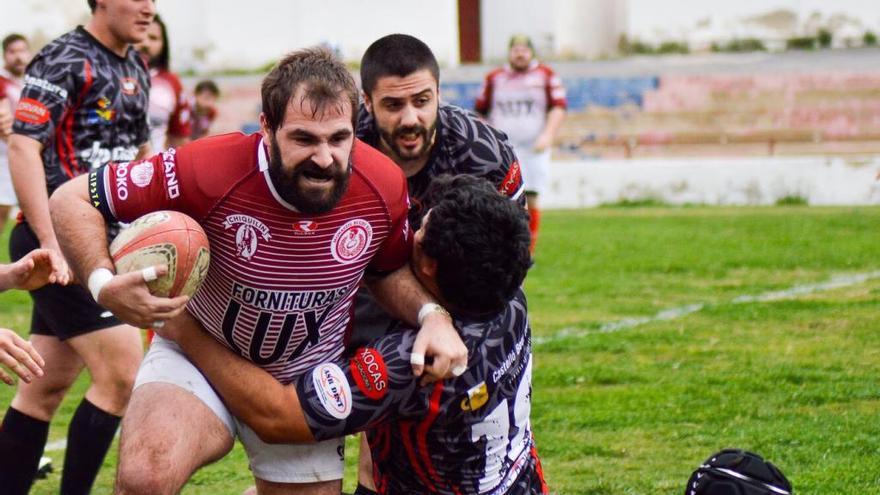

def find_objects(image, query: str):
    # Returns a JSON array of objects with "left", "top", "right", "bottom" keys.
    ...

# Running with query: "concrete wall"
[{"left": 542, "top": 157, "right": 880, "bottom": 208}]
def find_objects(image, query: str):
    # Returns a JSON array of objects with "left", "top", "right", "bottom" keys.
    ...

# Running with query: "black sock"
[
  {"left": 0, "top": 407, "right": 50, "bottom": 495},
  {"left": 60, "top": 399, "right": 121, "bottom": 495},
  {"left": 354, "top": 483, "right": 380, "bottom": 495}
]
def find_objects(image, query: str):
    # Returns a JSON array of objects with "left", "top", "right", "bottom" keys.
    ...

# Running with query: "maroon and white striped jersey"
[
  {"left": 90, "top": 133, "right": 411, "bottom": 382},
  {"left": 474, "top": 61, "right": 567, "bottom": 150}
]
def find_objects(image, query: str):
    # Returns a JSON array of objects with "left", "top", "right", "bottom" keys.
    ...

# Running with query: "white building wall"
[
  {"left": 481, "top": 0, "right": 627, "bottom": 62},
  {"left": 0, "top": 0, "right": 460, "bottom": 72}
]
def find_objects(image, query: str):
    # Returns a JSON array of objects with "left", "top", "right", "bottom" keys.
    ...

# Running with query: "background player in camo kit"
[
  {"left": 0, "top": 1, "right": 156, "bottom": 494},
  {"left": 152, "top": 175, "right": 548, "bottom": 494}
]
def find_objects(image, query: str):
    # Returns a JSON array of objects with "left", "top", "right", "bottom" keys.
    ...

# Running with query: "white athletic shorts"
[
  {"left": 134, "top": 336, "right": 344, "bottom": 483},
  {"left": 0, "top": 156, "right": 17, "bottom": 205},
  {"left": 516, "top": 147, "right": 551, "bottom": 196}
]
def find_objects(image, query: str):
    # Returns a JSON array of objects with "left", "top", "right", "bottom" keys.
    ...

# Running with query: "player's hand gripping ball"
[{"left": 109, "top": 211, "right": 210, "bottom": 297}]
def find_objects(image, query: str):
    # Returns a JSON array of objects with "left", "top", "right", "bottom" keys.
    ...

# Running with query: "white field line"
[
  {"left": 41, "top": 271, "right": 880, "bottom": 453},
  {"left": 533, "top": 270, "right": 880, "bottom": 346}
]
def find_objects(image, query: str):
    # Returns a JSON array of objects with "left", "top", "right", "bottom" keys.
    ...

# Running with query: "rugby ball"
[{"left": 109, "top": 211, "right": 210, "bottom": 298}]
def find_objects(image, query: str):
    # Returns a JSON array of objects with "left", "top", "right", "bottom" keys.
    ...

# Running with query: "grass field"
[{"left": 1, "top": 205, "right": 878, "bottom": 494}]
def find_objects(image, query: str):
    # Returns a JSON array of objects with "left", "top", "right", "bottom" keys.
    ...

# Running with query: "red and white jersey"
[
  {"left": 474, "top": 61, "right": 567, "bottom": 149},
  {"left": 147, "top": 68, "right": 191, "bottom": 151},
  {"left": 0, "top": 69, "right": 24, "bottom": 161},
  {"left": 90, "top": 133, "right": 412, "bottom": 383}
]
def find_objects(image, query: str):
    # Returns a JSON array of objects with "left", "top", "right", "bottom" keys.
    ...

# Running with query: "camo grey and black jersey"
[
  {"left": 353, "top": 103, "right": 526, "bottom": 346},
  {"left": 12, "top": 26, "right": 150, "bottom": 195},
  {"left": 356, "top": 103, "right": 524, "bottom": 227},
  {"left": 296, "top": 289, "right": 549, "bottom": 495}
]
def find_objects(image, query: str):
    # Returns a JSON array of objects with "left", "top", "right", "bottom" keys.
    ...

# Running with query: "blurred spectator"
[
  {"left": 190, "top": 79, "right": 219, "bottom": 140},
  {"left": 476, "top": 34, "right": 567, "bottom": 254},
  {"left": 0, "top": 33, "right": 31, "bottom": 233},
  {"left": 138, "top": 14, "right": 191, "bottom": 151}
]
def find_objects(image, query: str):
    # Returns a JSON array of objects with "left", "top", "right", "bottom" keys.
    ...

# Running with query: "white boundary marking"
[{"left": 534, "top": 270, "right": 880, "bottom": 346}]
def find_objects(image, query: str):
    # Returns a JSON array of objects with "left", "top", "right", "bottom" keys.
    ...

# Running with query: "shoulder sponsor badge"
[
  {"left": 15, "top": 97, "right": 50, "bottom": 125},
  {"left": 350, "top": 347, "right": 387, "bottom": 401},
  {"left": 331, "top": 219, "right": 372, "bottom": 264},
  {"left": 312, "top": 363, "right": 352, "bottom": 420},
  {"left": 498, "top": 160, "right": 523, "bottom": 198}
]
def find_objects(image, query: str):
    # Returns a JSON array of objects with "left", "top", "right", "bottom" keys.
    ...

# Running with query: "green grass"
[{"left": 2, "top": 206, "right": 879, "bottom": 494}]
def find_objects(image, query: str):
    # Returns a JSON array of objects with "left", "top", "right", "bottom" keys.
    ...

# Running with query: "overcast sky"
[{"left": 629, "top": 0, "right": 880, "bottom": 36}]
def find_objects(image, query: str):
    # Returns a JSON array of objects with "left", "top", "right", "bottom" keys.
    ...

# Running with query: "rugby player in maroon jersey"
[
  {"left": 50, "top": 47, "right": 468, "bottom": 495},
  {"left": 152, "top": 175, "right": 549, "bottom": 494}
]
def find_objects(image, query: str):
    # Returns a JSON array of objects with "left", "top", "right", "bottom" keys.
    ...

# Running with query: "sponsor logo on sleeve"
[
  {"left": 330, "top": 219, "right": 372, "bottom": 264},
  {"left": 312, "top": 363, "right": 352, "bottom": 420},
  {"left": 130, "top": 161, "right": 154, "bottom": 188},
  {"left": 14, "top": 97, "right": 50, "bottom": 125},
  {"left": 498, "top": 160, "right": 523, "bottom": 198},
  {"left": 114, "top": 162, "right": 130, "bottom": 201},
  {"left": 350, "top": 347, "right": 387, "bottom": 401},
  {"left": 161, "top": 148, "right": 180, "bottom": 198},
  {"left": 223, "top": 214, "right": 271, "bottom": 260},
  {"left": 88, "top": 171, "right": 102, "bottom": 208},
  {"left": 460, "top": 381, "right": 489, "bottom": 412},
  {"left": 23, "top": 75, "right": 68, "bottom": 99}
]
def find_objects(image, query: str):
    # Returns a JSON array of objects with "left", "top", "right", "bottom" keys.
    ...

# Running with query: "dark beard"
[
  {"left": 379, "top": 119, "right": 437, "bottom": 162},
  {"left": 267, "top": 138, "right": 351, "bottom": 214}
]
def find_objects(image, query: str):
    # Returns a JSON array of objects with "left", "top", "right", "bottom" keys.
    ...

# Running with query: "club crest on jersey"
[
  {"left": 120, "top": 77, "right": 139, "bottom": 96},
  {"left": 130, "top": 161, "right": 154, "bottom": 188},
  {"left": 223, "top": 214, "right": 271, "bottom": 260},
  {"left": 292, "top": 220, "right": 319, "bottom": 236},
  {"left": 312, "top": 363, "right": 352, "bottom": 420},
  {"left": 331, "top": 219, "right": 372, "bottom": 264}
]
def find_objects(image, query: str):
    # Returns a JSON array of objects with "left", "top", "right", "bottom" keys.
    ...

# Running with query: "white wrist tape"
[
  {"left": 417, "top": 302, "right": 449, "bottom": 326},
  {"left": 87, "top": 268, "right": 114, "bottom": 302}
]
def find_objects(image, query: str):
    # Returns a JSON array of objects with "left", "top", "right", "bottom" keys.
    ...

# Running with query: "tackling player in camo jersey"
[
  {"left": 0, "top": 1, "right": 155, "bottom": 494},
  {"left": 352, "top": 33, "right": 528, "bottom": 493},
  {"left": 153, "top": 175, "right": 548, "bottom": 494}
]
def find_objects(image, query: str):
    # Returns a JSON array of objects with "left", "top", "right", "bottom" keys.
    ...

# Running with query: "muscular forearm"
[
  {"left": 9, "top": 135, "right": 55, "bottom": 245},
  {"left": 49, "top": 174, "right": 113, "bottom": 282},
  {"left": 365, "top": 265, "right": 438, "bottom": 327},
  {"left": 169, "top": 313, "right": 315, "bottom": 444}
]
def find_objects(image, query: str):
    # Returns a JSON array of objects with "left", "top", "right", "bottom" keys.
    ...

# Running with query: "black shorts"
[{"left": 9, "top": 221, "right": 122, "bottom": 340}]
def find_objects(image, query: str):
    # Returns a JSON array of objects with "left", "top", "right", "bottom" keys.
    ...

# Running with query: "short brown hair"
[
  {"left": 2, "top": 33, "right": 27, "bottom": 53},
  {"left": 88, "top": 0, "right": 96, "bottom": 12},
  {"left": 261, "top": 47, "right": 358, "bottom": 133}
]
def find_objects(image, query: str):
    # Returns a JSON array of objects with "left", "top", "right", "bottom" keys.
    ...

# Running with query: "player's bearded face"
[
  {"left": 267, "top": 135, "right": 352, "bottom": 214},
  {"left": 379, "top": 117, "right": 437, "bottom": 162}
]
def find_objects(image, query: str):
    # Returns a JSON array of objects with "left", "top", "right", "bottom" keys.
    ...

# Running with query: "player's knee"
[{"left": 116, "top": 449, "right": 178, "bottom": 495}]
